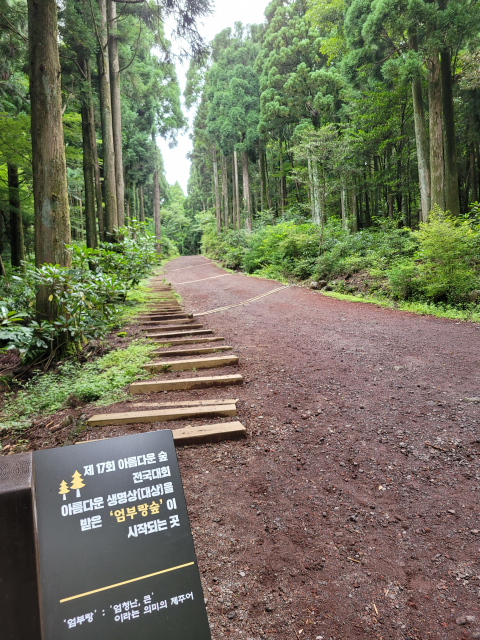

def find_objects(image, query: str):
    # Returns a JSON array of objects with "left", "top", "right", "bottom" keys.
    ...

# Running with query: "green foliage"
[
  {"left": 0, "top": 340, "right": 154, "bottom": 431},
  {"left": 413, "top": 209, "right": 480, "bottom": 303},
  {"left": 203, "top": 210, "right": 480, "bottom": 311},
  {"left": 0, "top": 223, "right": 158, "bottom": 361}
]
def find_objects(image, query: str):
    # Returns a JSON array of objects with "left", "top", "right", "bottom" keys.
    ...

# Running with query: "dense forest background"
[
  {"left": 1, "top": 0, "right": 480, "bottom": 366},
  {"left": 181, "top": 0, "right": 480, "bottom": 311}
]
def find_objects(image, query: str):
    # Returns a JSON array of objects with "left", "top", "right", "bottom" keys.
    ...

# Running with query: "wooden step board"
[
  {"left": 141, "top": 319, "right": 194, "bottom": 326},
  {"left": 129, "top": 373, "right": 243, "bottom": 394},
  {"left": 143, "top": 355, "right": 238, "bottom": 372},
  {"left": 129, "top": 398, "right": 238, "bottom": 408},
  {"left": 87, "top": 403, "right": 237, "bottom": 427},
  {"left": 143, "top": 323, "right": 203, "bottom": 333},
  {"left": 151, "top": 346, "right": 232, "bottom": 357},
  {"left": 150, "top": 336, "right": 225, "bottom": 347},
  {"left": 139, "top": 314, "right": 192, "bottom": 320},
  {"left": 146, "top": 329, "right": 212, "bottom": 339},
  {"left": 172, "top": 421, "right": 246, "bottom": 445}
]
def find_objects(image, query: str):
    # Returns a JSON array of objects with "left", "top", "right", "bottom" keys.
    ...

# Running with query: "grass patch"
[
  {"left": 0, "top": 339, "right": 157, "bottom": 432},
  {"left": 321, "top": 290, "right": 480, "bottom": 322}
]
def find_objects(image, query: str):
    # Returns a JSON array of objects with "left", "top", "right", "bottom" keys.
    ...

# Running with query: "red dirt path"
[
  {"left": 165, "top": 255, "right": 480, "bottom": 640},
  {"left": 9, "top": 254, "right": 480, "bottom": 640}
]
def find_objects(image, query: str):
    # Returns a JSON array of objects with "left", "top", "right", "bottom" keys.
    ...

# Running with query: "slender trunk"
[
  {"left": 440, "top": 47, "right": 459, "bottom": 215},
  {"left": 107, "top": 0, "right": 125, "bottom": 227},
  {"left": 264, "top": 149, "right": 272, "bottom": 210},
  {"left": 79, "top": 55, "right": 98, "bottom": 250},
  {"left": 311, "top": 155, "right": 321, "bottom": 225},
  {"left": 90, "top": 90, "right": 104, "bottom": 242},
  {"left": 97, "top": 0, "right": 117, "bottom": 237},
  {"left": 259, "top": 156, "right": 264, "bottom": 212},
  {"left": 152, "top": 140, "right": 161, "bottom": 252},
  {"left": 8, "top": 164, "right": 25, "bottom": 267},
  {"left": 409, "top": 34, "right": 431, "bottom": 221},
  {"left": 233, "top": 148, "right": 240, "bottom": 230},
  {"left": 139, "top": 184, "right": 145, "bottom": 222},
  {"left": 278, "top": 140, "right": 284, "bottom": 215},
  {"left": 364, "top": 169, "right": 371, "bottom": 227},
  {"left": 428, "top": 50, "right": 445, "bottom": 210},
  {"left": 28, "top": 0, "right": 71, "bottom": 319},
  {"left": 242, "top": 150, "right": 252, "bottom": 231},
  {"left": 125, "top": 182, "right": 130, "bottom": 225},
  {"left": 340, "top": 187, "right": 348, "bottom": 230},
  {"left": 373, "top": 156, "right": 379, "bottom": 216},
  {"left": 212, "top": 146, "right": 221, "bottom": 234},
  {"left": 350, "top": 190, "right": 358, "bottom": 232},
  {"left": 221, "top": 153, "right": 229, "bottom": 228},
  {"left": 231, "top": 154, "right": 237, "bottom": 228}
]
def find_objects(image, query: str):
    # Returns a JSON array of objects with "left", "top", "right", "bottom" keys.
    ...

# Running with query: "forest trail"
[{"left": 161, "top": 255, "right": 480, "bottom": 640}]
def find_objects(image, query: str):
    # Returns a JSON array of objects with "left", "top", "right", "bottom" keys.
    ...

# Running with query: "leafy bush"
[
  {"left": 202, "top": 208, "right": 480, "bottom": 310},
  {"left": 1, "top": 340, "right": 154, "bottom": 431},
  {"left": 414, "top": 209, "right": 479, "bottom": 303},
  {"left": 0, "top": 222, "right": 158, "bottom": 362}
]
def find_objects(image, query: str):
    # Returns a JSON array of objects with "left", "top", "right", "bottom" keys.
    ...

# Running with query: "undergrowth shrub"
[
  {"left": 0, "top": 221, "right": 160, "bottom": 362},
  {"left": 202, "top": 207, "right": 480, "bottom": 311},
  {"left": 0, "top": 340, "right": 154, "bottom": 431}
]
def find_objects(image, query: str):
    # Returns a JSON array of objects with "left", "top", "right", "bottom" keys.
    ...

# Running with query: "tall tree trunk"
[
  {"left": 470, "top": 143, "right": 478, "bottom": 203},
  {"left": 233, "top": 148, "right": 240, "bottom": 230},
  {"left": 107, "top": 0, "right": 125, "bottom": 227},
  {"left": 152, "top": 142, "right": 161, "bottom": 253},
  {"left": 231, "top": 154, "right": 237, "bottom": 228},
  {"left": 373, "top": 156, "right": 379, "bottom": 216},
  {"left": 221, "top": 153, "right": 229, "bottom": 228},
  {"left": 90, "top": 89, "right": 104, "bottom": 242},
  {"left": 310, "top": 156, "right": 321, "bottom": 225},
  {"left": 28, "top": 0, "right": 71, "bottom": 319},
  {"left": 139, "top": 184, "right": 145, "bottom": 222},
  {"left": 97, "top": 0, "right": 117, "bottom": 237},
  {"left": 440, "top": 47, "right": 460, "bottom": 215},
  {"left": 363, "top": 169, "right": 371, "bottom": 227},
  {"left": 340, "top": 187, "right": 348, "bottom": 230},
  {"left": 212, "top": 146, "right": 221, "bottom": 234},
  {"left": 242, "top": 150, "right": 252, "bottom": 231},
  {"left": 350, "top": 190, "right": 358, "bottom": 232},
  {"left": 8, "top": 164, "right": 25, "bottom": 267},
  {"left": 125, "top": 181, "right": 130, "bottom": 225},
  {"left": 428, "top": 50, "right": 445, "bottom": 211},
  {"left": 278, "top": 140, "right": 285, "bottom": 215},
  {"left": 410, "top": 34, "right": 431, "bottom": 222},
  {"left": 79, "top": 55, "right": 98, "bottom": 250}
]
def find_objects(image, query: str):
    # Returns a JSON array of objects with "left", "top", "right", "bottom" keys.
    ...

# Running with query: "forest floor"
[{"left": 4, "top": 255, "right": 480, "bottom": 639}]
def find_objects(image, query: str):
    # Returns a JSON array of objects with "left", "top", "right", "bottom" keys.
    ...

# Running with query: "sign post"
[{"left": 32, "top": 430, "right": 211, "bottom": 640}]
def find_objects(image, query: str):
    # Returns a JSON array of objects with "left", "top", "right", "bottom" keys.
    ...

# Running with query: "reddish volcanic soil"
[{"left": 7, "top": 254, "right": 480, "bottom": 640}]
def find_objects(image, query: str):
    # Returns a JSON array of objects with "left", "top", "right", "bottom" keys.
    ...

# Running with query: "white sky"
[{"left": 157, "top": 0, "right": 270, "bottom": 194}]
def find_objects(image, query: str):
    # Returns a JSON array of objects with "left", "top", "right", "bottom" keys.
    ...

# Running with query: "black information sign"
[{"left": 32, "top": 430, "right": 211, "bottom": 640}]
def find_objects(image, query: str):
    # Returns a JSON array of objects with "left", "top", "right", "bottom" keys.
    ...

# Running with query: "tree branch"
[
  {"left": 119, "top": 22, "right": 142, "bottom": 72},
  {"left": 0, "top": 12, "right": 28, "bottom": 43}
]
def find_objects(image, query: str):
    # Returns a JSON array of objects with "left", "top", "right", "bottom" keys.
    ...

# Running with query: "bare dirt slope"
[{"left": 164, "top": 255, "right": 480, "bottom": 640}]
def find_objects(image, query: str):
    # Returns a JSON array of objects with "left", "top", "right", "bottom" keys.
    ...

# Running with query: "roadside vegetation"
[{"left": 202, "top": 207, "right": 480, "bottom": 321}]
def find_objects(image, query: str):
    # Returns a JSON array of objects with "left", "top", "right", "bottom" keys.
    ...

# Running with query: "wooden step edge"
[
  {"left": 76, "top": 421, "right": 246, "bottom": 447},
  {"left": 146, "top": 330, "right": 213, "bottom": 339},
  {"left": 128, "top": 398, "right": 239, "bottom": 408},
  {"left": 150, "top": 346, "right": 233, "bottom": 357},
  {"left": 172, "top": 421, "right": 246, "bottom": 445},
  {"left": 142, "top": 355, "right": 239, "bottom": 372},
  {"left": 86, "top": 404, "right": 237, "bottom": 426},
  {"left": 143, "top": 324, "right": 203, "bottom": 332},
  {"left": 148, "top": 337, "right": 225, "bottom": 346},
  {"left": 129, "top": 373, "right": 243, "bottom": 394}
]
